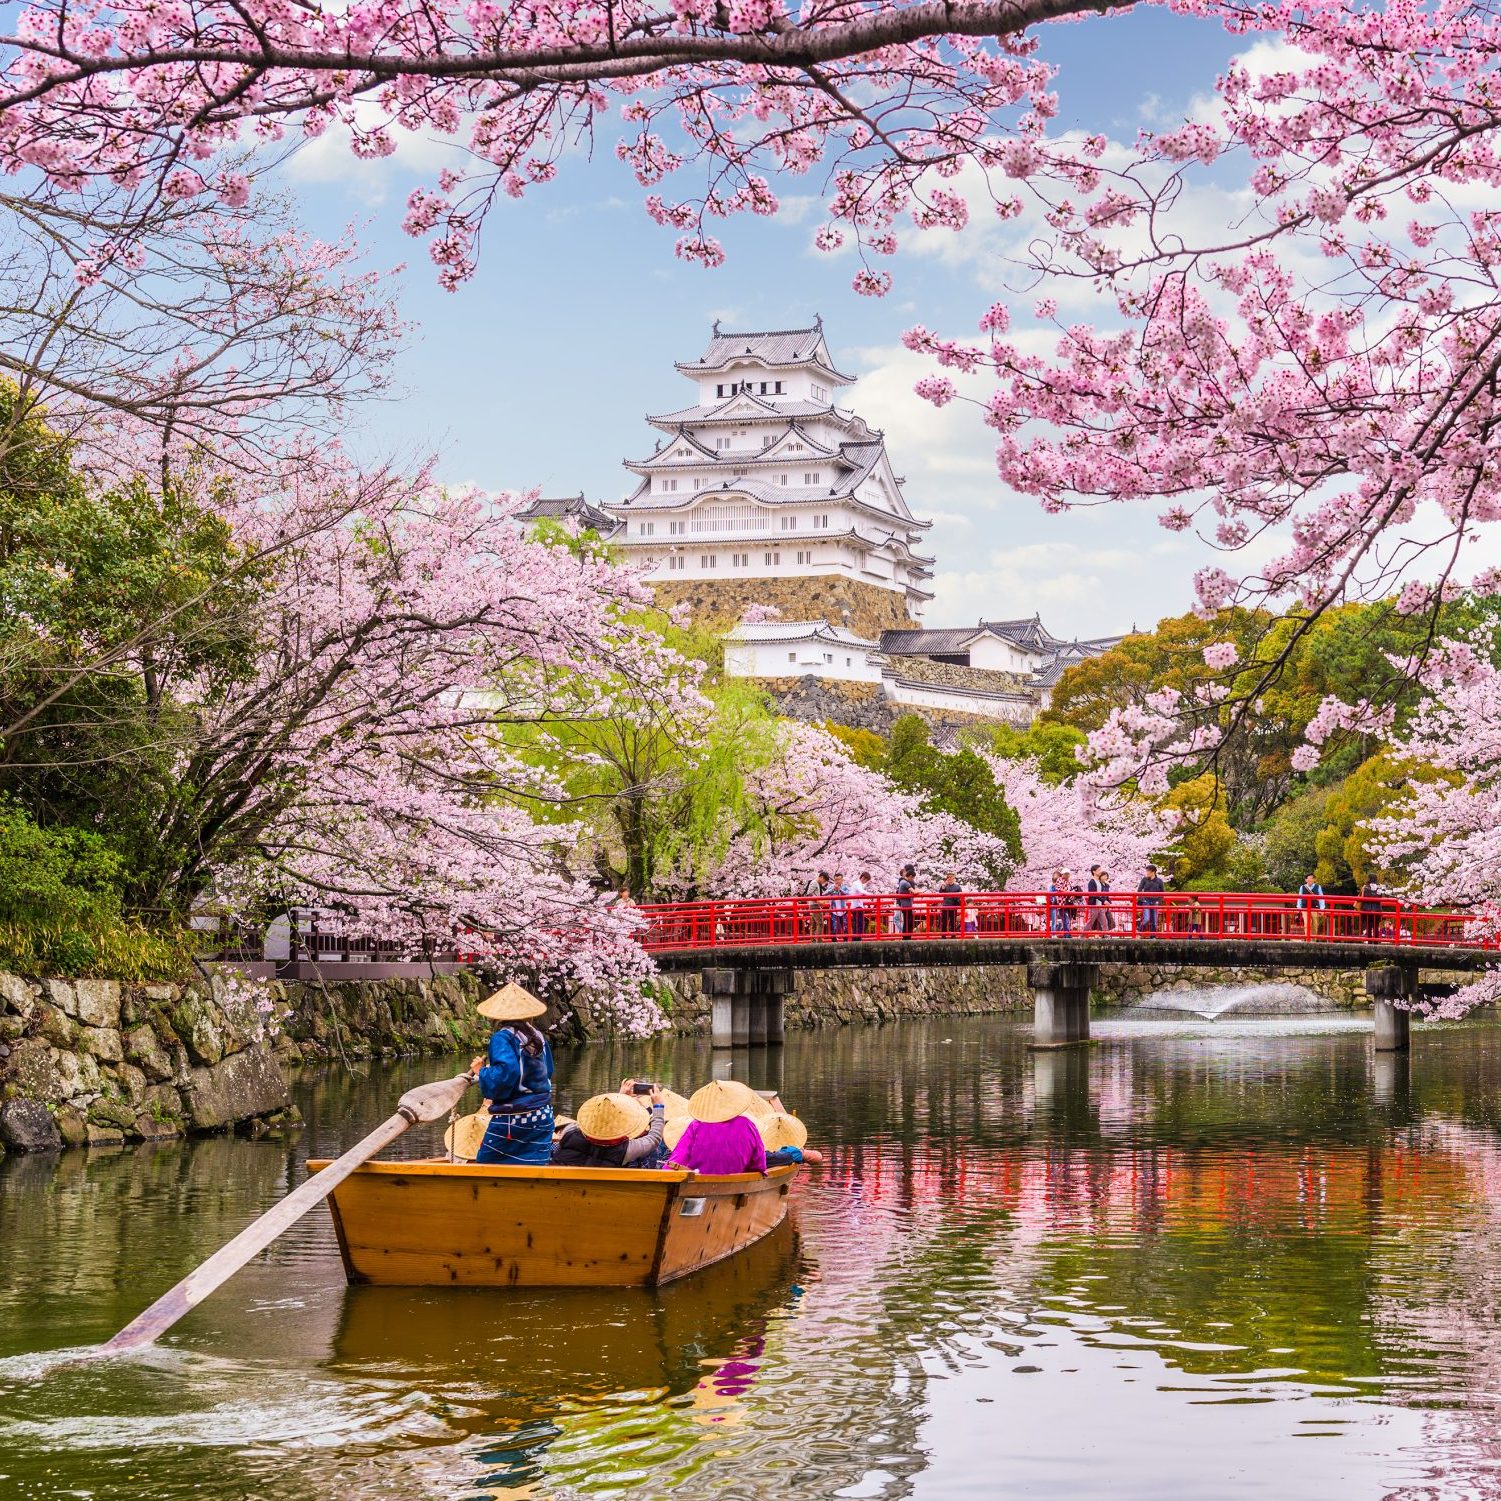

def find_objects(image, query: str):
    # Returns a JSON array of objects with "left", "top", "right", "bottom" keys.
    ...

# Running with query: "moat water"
[{"left": 3, "top": 1011, "right": 1501, "bottom": 1499}]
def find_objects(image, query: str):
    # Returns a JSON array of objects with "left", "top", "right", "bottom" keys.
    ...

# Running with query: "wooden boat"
[{"left": 308, "top": 1157, "right": 799, "bottom": 1288}]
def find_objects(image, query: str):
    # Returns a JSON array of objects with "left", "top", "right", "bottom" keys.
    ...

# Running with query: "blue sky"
[{"left": 285, "top": 8, "right": 1243, "bottom": 638}]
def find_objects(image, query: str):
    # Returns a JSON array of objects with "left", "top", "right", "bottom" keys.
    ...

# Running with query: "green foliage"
[
  {"left": 0, "top": 798, "right": 122, "bottom": 928},
  {"left": 986, "top": 720, "right": 1087, "bottom": 783},
  {"left": 825, "top": 721, "right": 886, "bottom": 768},
  {"left": 1262, "top": 786, "right": 1335, "bottom": 891},
  {"left": 1046, "top": 600, "right": 1490, "bottom": 829},
  {"left": 513, "top": 650, "right": 784, "bottom": 897},
  {"left": 0, "top": 800, "right": 189, "bottom": 976},
  {"left": 880, "top": 716, "right": 1021, "bottom": 877},
  {"left": 1159, "top": 774, "right": 1239, "bottom": 888},
  {"left": 0, "top": 392, "right": 267, "bottom": 912}
]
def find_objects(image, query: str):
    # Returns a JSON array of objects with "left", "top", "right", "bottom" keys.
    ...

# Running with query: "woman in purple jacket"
[{"left": 666, "top": 1080, "right": 767, "bottom": 1176}]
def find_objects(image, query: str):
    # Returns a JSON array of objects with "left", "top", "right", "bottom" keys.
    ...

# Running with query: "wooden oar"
[{"left": 101, "top": 1070, "right": 476, "bottom": 1355}]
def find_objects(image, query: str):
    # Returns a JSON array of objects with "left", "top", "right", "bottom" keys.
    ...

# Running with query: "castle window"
[
  {"left": 765, "top": 551, "right": 781, "bottom": 565},
  {"left": 659, "top": 478, "right": 678, "bottom": 493},
  {"left": 788, "top": 652, "right": 797, "bottom": 663},
  {"left": 733, "top": 553, "right": 748, "bottom": 567},
  {"left": 779, "top": 474, "right": 788, "bottom": 486},
  {"left": 811, "top": 383, "right": 827, "bottom": 401},
  {"left": 759, "top": 382, "right": 769, "bottom": 394},
  {"left": 781, "top": 515, "right": 798, "bottom": 530},
  {"left": 639, "top": 522, "right": 655, "bottom": 537},
  {"left": 803, "top": 472, "right": 821, "bottom": 486},
  {"left": 823, "top": 652, "right": 833, "bottom": 664},
  {"left": 701, "top": 554, "right": 716, "bottom": 569},
  {"left": 716, "top": 436, "right": 730, "bottom": 450},
  {"left": 775, "top": 381, "right": 784, "bottom": 394},
  {"left": 667, "top": 555, "right": 684, "bottom": 571},
  {"left": 669, "top": 520, "right": 685, "bottom": 535},
  {"left": 815, "top": 514, "right": 829, "bottom": 528},
  {"left": 797, "top": 550, "right": 812, "bottom": 565}
]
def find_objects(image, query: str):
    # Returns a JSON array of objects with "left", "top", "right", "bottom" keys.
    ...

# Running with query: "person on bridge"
[
  {"left": 1049, "top": 870, "right": 1074, "bottom": 934},
  {"left": 829, "top": 872, "right": 850, "bottom": 940},
  {"left": 810, "top": 871, "right": 832, "bottom": 939},
  {"left": 1360, "top": 877, "right": 1383, "bottom": 940},
  {"left": 471, "top": 983, "right": 555, "bottom": 1166},
  {"left": 1137, "top": 865, "right": 1166, "bottom": 933},
  {"left": 850, "top": 871, "right": 872, "bottom": 938},
  {"left": 939, "top": 872, "right": 963, "bottom": 934},
  {"left": 1297, "top": 873, "right": 1327, "bottom": 937},
  {"left": 895, "top": 865, "right": 917, "bottom": 938},
  {"left": 1087, "top": 867, "right": 1114, "bottom": 931}
]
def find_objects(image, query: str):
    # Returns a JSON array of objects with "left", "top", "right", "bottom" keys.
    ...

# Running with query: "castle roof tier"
[
  {"left": 881, "top": 616, "right": 1122, "bottom": 690},
  {"left": 675, "top": 319, "right": 856, "bottom": 385}
]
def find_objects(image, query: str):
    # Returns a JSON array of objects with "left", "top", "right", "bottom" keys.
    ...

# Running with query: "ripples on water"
[{"left": 4, "top": 1014, "right": 1501, "bottom": 1499}]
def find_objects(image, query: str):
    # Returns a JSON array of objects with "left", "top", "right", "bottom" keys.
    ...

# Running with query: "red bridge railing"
[{"left": 634, "top": 891, "right": 1498, "bottom": 954}]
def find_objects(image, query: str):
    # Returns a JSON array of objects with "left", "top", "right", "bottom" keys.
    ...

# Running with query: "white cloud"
[{"left": 840, "top": 339, "right": 1204, "bottom": 635}]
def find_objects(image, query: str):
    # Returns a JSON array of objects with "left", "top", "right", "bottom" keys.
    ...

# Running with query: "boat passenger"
[
  {"left": 470, "top": 982, "right": 554, "bottom": 1165},
  {"left": 551, "top": 1086, "right": 667, "bottom": 1168},
  {"left": 757, "top": 1111, "right": 823, "bottom": 1168},
  {"left": 666, "top": 1080, "right": 768, "bottom": 1176}
]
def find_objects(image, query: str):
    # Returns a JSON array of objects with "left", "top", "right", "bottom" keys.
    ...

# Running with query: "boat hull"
[{"left": 307, "top": 1159, "right": 798, "bottom": 1288}]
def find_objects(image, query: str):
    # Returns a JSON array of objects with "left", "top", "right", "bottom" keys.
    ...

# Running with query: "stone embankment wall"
[
  {"left": 1090, "top": 962, "right": 1367, "bottom": 1009},
  {"left": 652, "top": 959, "right": 1482, "bottom": 1034},
  {"left": 654, "top": 963, "right": 1032, "bottom": 1034},
  {"left": 0, "top": 971, "right": 296, "bottom": 1155},
  {"left": 0, "top": 969, "right": 490, "bottom": 1155},
  {"left": 650, "top": 576, "right": 915, "bottom": 638},
  {"left": 766, "top": 677, "right": 1002, "bottom": 735}
]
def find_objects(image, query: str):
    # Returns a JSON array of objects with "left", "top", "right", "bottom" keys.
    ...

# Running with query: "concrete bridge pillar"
[
  {"left": 1365, "top": 964, "right": 1416, "bottom": 1052},
  {"left": 704, "top": 968, "right": 792, "bottom": 1049},
  {"left": 1029, "top": 962, "right": 1095, "bottom": 1048}
]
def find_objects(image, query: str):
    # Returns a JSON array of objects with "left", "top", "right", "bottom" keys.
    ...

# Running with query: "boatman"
[{"left": 469, "top": 982, "right": 554, "bottom": 1165}]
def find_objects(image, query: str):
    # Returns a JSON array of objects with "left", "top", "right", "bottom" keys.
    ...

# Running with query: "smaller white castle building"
[
  {"left": 725, "top": 613, "right": 1123, "bottom": 722},
  {"left": 724, "top": 620, "right": 884, "bottom": 684}
]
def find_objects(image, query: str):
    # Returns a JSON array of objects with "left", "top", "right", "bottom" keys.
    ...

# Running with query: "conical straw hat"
[
  {"left": 757, "top": 1112, "right": 808, "bottom": 1152},
  {"left": 659, "top": 1088, "right": 692, "bottom": 1121},
  {"left": 743, "top": 1090, "right": 777, "bottom": 1122},
  {"left": 443, "top": 1110, "right": 490, "bottom": 1161},
  {"left": 577, "top": 1092, "right": 650, "bottom": 1142},
  {"left": 477, "top": 982, "right": 547, "bottom": 1021},
  {"left": 688, "top": 1078, "right": 760, "bottom": 1124},
  {"left": 663, "top": 1115, "right": 691, "bottom": 1152}
]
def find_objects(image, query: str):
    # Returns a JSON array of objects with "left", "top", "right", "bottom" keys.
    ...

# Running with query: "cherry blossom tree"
[
  {"left": 1365, "top": 632, "right": 1501, "bottom": 1019},
  {"left": 0, "top": 171, "right": 400, "bottom": 476},
  {"left": 985, "top": 754, "right": 1169, "bottom": 890},
  {"left": 3, "top": 0, "right": 1495, "bottom": 736},
  {"left": 4, "top": 441, "right": 681, "bottom": 1031},
  {"left": 694, "top": 721, "right": 1015, "bottom": 897}
]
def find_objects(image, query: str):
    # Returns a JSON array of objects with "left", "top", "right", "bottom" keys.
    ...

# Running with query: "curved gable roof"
[{"left": 676, "top": 321, "right": 855, "bottom": 383}]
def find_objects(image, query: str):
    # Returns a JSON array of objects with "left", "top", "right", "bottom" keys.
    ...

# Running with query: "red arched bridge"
[{"left": 633, "top": 889, "right": 1498, "bottom": 1051}]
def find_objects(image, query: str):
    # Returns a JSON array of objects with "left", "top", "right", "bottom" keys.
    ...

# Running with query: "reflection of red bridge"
[{"left": 634, "top": 891, "right": 1497, "bottom": 1050}]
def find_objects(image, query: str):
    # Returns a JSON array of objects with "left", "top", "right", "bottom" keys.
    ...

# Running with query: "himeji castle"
[
  {"left": 522, "top": 319, "right": 1121, "bottom": 723},
  {"left": 601, "top": 319, "right": 936, "bottom": 628}
]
